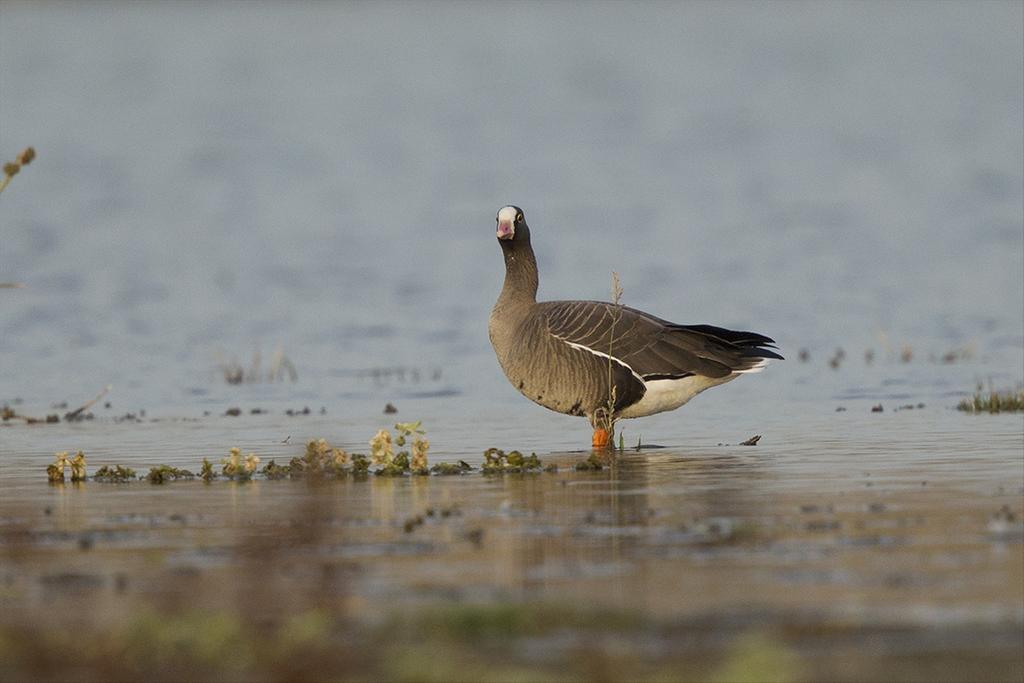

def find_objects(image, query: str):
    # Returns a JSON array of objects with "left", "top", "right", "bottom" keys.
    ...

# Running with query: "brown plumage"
[{"left": 488, "top": 206, "right": 782, "bottom": 432}]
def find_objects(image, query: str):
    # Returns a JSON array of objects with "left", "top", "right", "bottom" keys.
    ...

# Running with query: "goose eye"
[{"left": 516, "top": 213, "right": 523, "bottom": 223}]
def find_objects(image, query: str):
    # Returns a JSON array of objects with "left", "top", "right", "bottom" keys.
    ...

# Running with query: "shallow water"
[{"left": 1, "top": 2, "right": 1022, "bottom": 680}]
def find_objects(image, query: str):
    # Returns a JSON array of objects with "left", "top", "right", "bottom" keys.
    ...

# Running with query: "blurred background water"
[{"left": 0, "top": 1, "right": 1021, "bottom": 447}]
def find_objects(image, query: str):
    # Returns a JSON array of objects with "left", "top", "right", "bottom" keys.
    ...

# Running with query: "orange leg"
[{"left": 592, "top": 427, "right": 611, "bottom": 449}]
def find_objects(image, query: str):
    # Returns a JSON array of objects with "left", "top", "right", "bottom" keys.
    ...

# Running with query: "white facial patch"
[{"left": 497, "top": 206, "right": 518, "bottom": 224}]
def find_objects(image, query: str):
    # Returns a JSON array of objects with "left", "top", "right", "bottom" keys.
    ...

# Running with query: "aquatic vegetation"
[
  {"left": 259, "top": 459, "right": 290, "bottom": 480},
  {"left": 957, "top": 388, "right": 1024, "bottom": 413},
  {"left": 369, "top": 429, "right": 395, "bottom": 466},
  {"left": 350, "top": 453, "right": 370, "bottom": 475},
  {"left": 410, "top": 437, "right": 429, "bottom": 473},
  {"left": 481, "top": 448, "right": 543, "bottom": 474},
  {"left": 147, "top": 465, "right": 195, "bottom": 484},
  {"left": 280, "top": 438, "right": 350, "bottom": 477},
  {"left": 200, "top": 458, "right": 218, "bottom": 481},
  {"left": 368, "top": 422, "right": 430, "bottom": 475},
  {"left": 46, "top": 452, "right": 69, "bottom": 482},
  {"left": 398, "top": 421, "right": 430, "bottom": 474},
  {"left": 430, "top": 460, "right": 473, "bottom": 475},
  {"left": 93, "top": 464, "right": 136, "bottom": 482},
  {"left": 33, "top": 421, "right": 550, "bottom": 485},
  {"left": 69, "top": 451, "right": 87, "bottom": 481},
  {"left": 217, "top": 347, "right": 297, "bottom": 385},
  {"left": 222, "top": 447, "right": 260, "bottom": 480},
  {"left": 574, "top": 454, "right": 604, "bottom": 471},
  {"left": 4, "top": 404, "right": 60, "bottom": 423}
]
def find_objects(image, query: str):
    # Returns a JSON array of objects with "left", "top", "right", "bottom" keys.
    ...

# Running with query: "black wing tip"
[
  {"left": 678, "top": 324, "right": 784, "bottom": 359},
  {"left": 749, "top": 347, "right": 785, "bottom": 361}
]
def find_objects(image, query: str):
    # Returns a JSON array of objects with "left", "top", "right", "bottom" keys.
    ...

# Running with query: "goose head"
[{"left": 496, "top": 205, "right": 530, "bottom": 245}]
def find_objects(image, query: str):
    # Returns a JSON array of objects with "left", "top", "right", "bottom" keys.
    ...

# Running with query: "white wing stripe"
[{"left": 554, "top": 335, "right": 646, "bottom": 385}]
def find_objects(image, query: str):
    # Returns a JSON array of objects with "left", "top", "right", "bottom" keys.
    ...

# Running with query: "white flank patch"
[
  {"left": 618, "top": 375, "right": 736, "bottom": 419},
  {"left": 557, "top": 338, "right": 645, "bottom": 384}
]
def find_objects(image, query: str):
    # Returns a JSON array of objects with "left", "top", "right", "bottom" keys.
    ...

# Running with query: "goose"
[{"left": 488, "top": 205, "right": 783, "bottom": 448}]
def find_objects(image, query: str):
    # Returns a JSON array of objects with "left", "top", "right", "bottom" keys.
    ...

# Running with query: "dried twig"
[{"left": 64, "top": 385, "right": 112, "bottom": 421}]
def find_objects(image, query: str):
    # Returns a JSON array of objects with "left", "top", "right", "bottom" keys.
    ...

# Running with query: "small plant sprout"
[
  {"left": 200, "top": 458, "right": 217, "bottom": 481},
  {"left": 47, "top": 452, "right": 69, "bottom": 482},
  {"left": 69, "top": 452, "right": 87, "bottom": 482}
]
